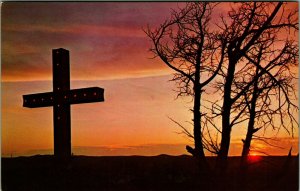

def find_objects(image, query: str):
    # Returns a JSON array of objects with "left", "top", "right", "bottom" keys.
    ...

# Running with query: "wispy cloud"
[
  {"left": 3, "top": 24, "right": 145, "bottom": 38},
  {"left": 2, "top": 2, "right": 181, "bottom": 81}
]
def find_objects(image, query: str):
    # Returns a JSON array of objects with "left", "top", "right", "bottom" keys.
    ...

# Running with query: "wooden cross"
[{"left": 23, "top": 48, "right": 104, "bottom": 161}]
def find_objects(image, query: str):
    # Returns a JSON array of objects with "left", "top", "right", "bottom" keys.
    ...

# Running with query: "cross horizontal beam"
[{"left": 23, "top": 87, "right": 104, "bottom": 108}]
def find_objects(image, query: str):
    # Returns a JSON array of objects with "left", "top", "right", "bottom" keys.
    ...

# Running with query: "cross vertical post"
[{"left": 53, "top": 49, "right": 71, "bottom": 160}]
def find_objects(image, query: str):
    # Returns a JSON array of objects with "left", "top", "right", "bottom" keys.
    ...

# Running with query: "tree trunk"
[
  {"left": 241, "top": 98, "right": 257, "bottom": 159},
  {"left": 186, "top": 57, "right": 206, "bottom": 161},
  {"left": 241, "top": 68, "right": 259, "bottom": 165},
  {"left": 192, "top": 69, "right": 209, "bottom": 171},
  {"left": 194, "top": 91, "right": 205, "bottom": 158},
  {"left": 192, "top": 74, "right": 205, "bottom": 159},
  {"left": 218, "top": 62, "right": 235, "bottom": 157},
  {"left": 219, "top": 107, "right": 232, "bottom": 158},
  {"left": 217, "top": 57, "right": 236, "bottom": 170},
  {"left": 240, "top": 109, "right": 255, "bottom": 169}
]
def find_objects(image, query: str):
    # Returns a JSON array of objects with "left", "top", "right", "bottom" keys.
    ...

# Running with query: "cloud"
[
  {"left": 3, "top": 2, "right": 298, "bottom": 82},
  {"left": 2, "top": 2, "right": 182, "bottom": 81},
  {"left": 3, "top": 24, "right": 145, "bottom": 38}
]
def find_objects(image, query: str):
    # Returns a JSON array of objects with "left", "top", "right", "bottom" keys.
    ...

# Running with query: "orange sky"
[{"left": 1, "top": 2, "right": 298, "bottom": 157}]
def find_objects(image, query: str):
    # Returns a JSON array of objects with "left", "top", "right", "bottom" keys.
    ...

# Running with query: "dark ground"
[{"left": 2, "top": 155, "right": 298, "bottom": 191}]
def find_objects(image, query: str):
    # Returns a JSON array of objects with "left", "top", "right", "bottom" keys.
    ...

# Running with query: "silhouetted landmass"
[{"left": 2, "top": 155, "right": 298, "bottom": 191}]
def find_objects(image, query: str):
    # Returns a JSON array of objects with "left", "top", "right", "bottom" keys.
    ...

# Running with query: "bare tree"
[
  {"left": 214, "top": 2, "right": 298, "bottom": 167},
  {"left": 239, "top": 41, "right": 298, "bottom": 165},
  {"left": 145, "top": 2, "right": 224, "bottom": 160}
]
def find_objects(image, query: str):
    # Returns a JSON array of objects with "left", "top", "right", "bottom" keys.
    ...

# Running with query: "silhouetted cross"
[{"left": 23, "top": 48, "right": 104, "bottom": 160}]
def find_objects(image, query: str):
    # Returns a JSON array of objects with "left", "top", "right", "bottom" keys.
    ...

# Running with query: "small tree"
[
  {"left": 145, "top": 2, "right": 224, "bottom": 160},
  {"left": 215, "top": 2, "right": 298, "bottom": 165},
  {"left": 239, "top": 41, "right": 298, "bottom": 164}
]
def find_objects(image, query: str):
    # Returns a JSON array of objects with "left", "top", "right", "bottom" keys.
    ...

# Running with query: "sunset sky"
[{"left": 2, "top": 2, "right": 298, "bottom": 157}]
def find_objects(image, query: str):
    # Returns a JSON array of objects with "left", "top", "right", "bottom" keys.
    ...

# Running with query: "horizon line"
[{"left": 3, "top": 154, "right": 297, "bottom": 158}]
